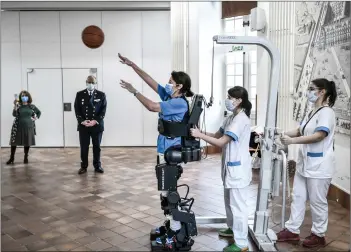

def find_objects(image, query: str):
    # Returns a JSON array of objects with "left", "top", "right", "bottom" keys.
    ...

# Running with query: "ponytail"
[
  {"left": 185, "top": 89, "right": 194, "bottom": 98},
  {"left": 328, "top": 81, "right": 337, "bottom": 107},
  {"left": 228, "top": 86, "right": 252, "bottom": 117},
  {"left": 242, "top": 100, "right": 252, "bottom": 117},
  {"left": 171, "top": 71, "right": 194, "bottom": 98},
  {"left": 311, "top": 78, "right": 338, "bottom": 107}
]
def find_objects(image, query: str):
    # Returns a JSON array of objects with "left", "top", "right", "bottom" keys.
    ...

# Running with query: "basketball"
[{"left": 82, "top": 25, "right": 105, "bottom": 49}]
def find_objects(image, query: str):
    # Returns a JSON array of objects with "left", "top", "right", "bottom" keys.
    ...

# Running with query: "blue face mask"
[
  {"left": 21, "top": 96, "right": 28, "bottom": 103},
  {"left": 165, "top": 83, "right": 174, "bottom": 96}
]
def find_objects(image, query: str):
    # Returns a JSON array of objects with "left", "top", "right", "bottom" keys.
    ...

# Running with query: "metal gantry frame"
[{"left": 195, "top": 35, "right": 282, "bottom": 251}]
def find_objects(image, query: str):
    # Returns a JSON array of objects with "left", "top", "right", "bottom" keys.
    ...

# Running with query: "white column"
[
  {"left": 256, "top": 2, "right": 270, "bottom": 127},
  {"left": 257, "top": 2, "right": 297, "bottom": 159},
  {"left": 171, "top": 2, "right": 188, "bottom": 72}
]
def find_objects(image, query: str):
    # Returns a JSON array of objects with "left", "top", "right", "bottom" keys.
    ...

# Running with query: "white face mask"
[
  {"left": 307, "top": 90, "right": 318, "bottom": 103},
  {"left": 225, "top": 98, "right": 240, "bottom": 112},
  {"left": 86, "top": 83, "right": 95, "bottom": 91}
]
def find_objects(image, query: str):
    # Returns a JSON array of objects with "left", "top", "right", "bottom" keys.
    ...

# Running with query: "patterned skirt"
[{"left": 9, "top": 126, "right": 36, "bottom": 146}]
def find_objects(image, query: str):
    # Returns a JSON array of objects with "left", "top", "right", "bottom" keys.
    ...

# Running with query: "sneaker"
[
  {"left": 223, "top": 243, "right": 248, "bottom": 252},
  {"left": 155, "top": 230, "right": 177, "bottom": 249},
  {"left": 218, "top": 228, "right": 234, "bottom": 237},
  {"left": 156, "top": 235, "right": 175, "bottom": 248},
  {"left": 276, "top": 228, "right": 300, "bottom": 242},
  {"left": 302, "top": 233, "right": 326, "bottom": 248}
]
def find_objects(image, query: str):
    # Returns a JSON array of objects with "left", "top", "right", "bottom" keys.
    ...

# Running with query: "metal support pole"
[
  {"left": 279, "top": 149, "right": 287, "bottom": 229},
  {"left": 206, "top": 35, "right": 281, "bottom": 251},
  {"left": 272, "top": 158, "right": 282, "bottom": 197}
]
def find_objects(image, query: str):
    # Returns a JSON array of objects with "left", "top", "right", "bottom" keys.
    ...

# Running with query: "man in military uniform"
[{"left": 74, "top": 75, "right": 107, "bottom": 174}]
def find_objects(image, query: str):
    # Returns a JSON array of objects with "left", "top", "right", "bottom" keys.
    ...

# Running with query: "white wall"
[
  {"left": 141, "top": 11, "right": 172, "bottom": 146},
  {"left": 257, "top": 2, "right": 350, "bottom": 193},
  {"left": 188, "top": 2, "right": 225, "bottom": 137},
  {"left": 187, "top": 4, "right": 199, "bottom": 94},
  {"left": 1, "top": 12, "right": 22, "bottom": 146},
  {"left": 60, "top": 11, "right": 103, "bottom": 84},
  {"left": 1, "top": 10, "right": 171, "bottom": 147},
  {"left": 256, "top": 2, "right": 299, "bottom": 160}
]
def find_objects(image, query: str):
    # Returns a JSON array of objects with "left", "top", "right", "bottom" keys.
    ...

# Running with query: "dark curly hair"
[{"left": 18, "top": 90, "right": 33, "bottom": 104}]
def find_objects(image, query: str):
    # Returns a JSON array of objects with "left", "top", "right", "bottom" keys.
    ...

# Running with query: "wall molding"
[
  {"left": 327, "top": 184, "right": 350, "bottom": 210},
  {"left": 1, "top": 1, "right": 170, "bottom": 11},
  {"left": 204, "top": 145, "right": 222, "bottom": 155}
]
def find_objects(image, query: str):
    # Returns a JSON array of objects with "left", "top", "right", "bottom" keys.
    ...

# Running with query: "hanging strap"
[{"left": 301, "top": 106, "right": 327, "bottom": 135}]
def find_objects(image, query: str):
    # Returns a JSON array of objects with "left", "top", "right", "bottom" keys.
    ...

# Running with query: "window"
[
  {"left": 226, "top": 51, "right": 244, "bottom": 88},
  {"left": 224, "top": 16, "right": 258, "bottom": 122}
]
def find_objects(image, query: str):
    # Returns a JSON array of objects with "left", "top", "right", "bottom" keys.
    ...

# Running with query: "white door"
[
  {"left": 62, "top": 68, "right": 97, "bottom": 147},
  {"left": 101, "top": 11, "right": 143, "bottom": 146},
  {"left": 141, "top": 11, "right": 171, "bottom": 146},
  {"left": 27, "top": 68, "right": 64, "bottom": 147}
]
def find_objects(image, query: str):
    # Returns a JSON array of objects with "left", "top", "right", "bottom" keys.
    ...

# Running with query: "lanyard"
[{"left": 301, "top": 106, "right": 328, "bottom": 135}]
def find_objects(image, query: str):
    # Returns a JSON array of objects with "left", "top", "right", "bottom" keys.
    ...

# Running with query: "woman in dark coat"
[{"left": 6, "top": 90, "right": 41, "bottom": 164}]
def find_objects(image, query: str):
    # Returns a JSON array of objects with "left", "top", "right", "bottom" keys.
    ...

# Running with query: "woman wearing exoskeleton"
[
  {"left": 118, "top": 53, "right": 195, "bottom": 248},
  {"left": 191, "top": 86, "right": 252, "bottom": 252},
  {"left": 276, "top": 78, "right": 337, "bottom": 249}
]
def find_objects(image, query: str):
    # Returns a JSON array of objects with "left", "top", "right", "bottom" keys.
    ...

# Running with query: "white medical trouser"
[
  {"left": 224, "top": 187, "right": 249, "bottom": 248},
  {"left": 158, "top": 153, "right": 182, "bottom": 231},
  {"left": 285, "top": 172, "right": 332, "bottom": 237}
]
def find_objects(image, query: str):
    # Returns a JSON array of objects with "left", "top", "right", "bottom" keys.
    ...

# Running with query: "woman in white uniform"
[
  {"left": 191, "top": 86, "right": 252, "bottom": 252},
  {"left": 277, "top": 78, "right": 337, "bottom": 248}
]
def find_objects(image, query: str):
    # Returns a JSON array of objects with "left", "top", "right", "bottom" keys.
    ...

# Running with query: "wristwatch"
[{"left": 134, "top": 91, "right": 139, "bottom": 96}]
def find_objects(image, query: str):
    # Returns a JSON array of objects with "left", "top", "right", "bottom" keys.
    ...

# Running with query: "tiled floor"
[{"left": 1, "top": 147, "right": 350, "bottom": 251}]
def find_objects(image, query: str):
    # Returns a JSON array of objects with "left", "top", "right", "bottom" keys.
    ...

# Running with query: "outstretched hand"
[
  {"left": 120, "top": 80, "right": 137, "bottom": 94},
  {"left": 190, "top": 126, "right": 202, "bottom": 138},
  {"left": 280, "top": 135, "right": 294, "bottom": 145},
  {"left": 118, "top": 53, "right": 133, "bottom": 66}
]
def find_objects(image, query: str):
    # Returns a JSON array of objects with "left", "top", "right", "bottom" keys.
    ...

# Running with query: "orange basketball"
[{"left": 82, "top": 25, "right": 105, "bottom": 49}]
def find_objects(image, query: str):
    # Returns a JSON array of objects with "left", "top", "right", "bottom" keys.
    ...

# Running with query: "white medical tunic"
[
  {"left": 297, "top": 106, "right": 336, "bottom": 178},
  {"left": 220, "top": 111, "right": 252, "bottom": 189}
]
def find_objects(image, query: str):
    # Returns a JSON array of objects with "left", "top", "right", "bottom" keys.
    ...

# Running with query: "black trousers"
[{"left": 79, "top": 129, "right": 103, "bottom": 169}]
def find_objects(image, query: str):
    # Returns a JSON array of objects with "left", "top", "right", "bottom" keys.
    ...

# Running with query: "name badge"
[{"left": 94, "top": 99, "right": 101, "bottom": 102}]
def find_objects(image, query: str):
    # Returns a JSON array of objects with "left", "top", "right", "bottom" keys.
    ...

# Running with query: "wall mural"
[{"left": 293, "top": 1, "right": 350, "bottom": 135}]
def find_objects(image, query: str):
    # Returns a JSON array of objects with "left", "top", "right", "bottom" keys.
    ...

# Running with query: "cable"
[{"left": 200, "top": 97, "right": 208, "bottom": 159}]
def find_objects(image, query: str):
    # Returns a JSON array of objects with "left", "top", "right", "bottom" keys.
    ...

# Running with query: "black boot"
[
  {"left": 6, "top": 146, "right": 16, "bottom": 165},
  {"left": 24, "top": 146, "right": 29, "bottom": 164}
]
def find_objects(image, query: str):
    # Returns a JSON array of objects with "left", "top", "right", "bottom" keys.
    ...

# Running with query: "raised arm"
[
  {"left": 132, "top": 63, "right": 159, "bottom": 93},
  {"left": 118, "top": 53, "right": 159, "bottom": 93},
  {"left": 12, "top": 107, "right": 18, "bottom": 117},
  {"left": 12, "top": 100, "right": 19, "bottom": 117}
]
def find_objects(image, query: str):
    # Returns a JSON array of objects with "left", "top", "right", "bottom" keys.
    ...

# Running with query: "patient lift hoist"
[{"left": 150, "top": 36, "right": 288, "bottom": 252}]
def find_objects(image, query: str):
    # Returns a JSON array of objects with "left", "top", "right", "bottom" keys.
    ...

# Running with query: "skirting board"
[
  {"left": 204, "top": 145, "right": 222, "bottom": 155},
  {"left": 327, "top": 184, "right": 350, "bottom": 211}
]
